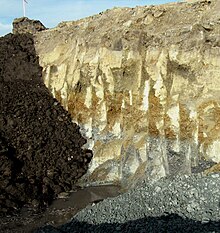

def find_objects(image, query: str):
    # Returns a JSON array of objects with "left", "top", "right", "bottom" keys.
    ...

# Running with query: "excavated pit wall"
[{"left": 34, "top": 0, "right": 220, "bottom": 187}]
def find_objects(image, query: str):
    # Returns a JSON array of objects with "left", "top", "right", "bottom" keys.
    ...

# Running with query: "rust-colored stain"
[
  {"left": 148, "top": 91, "right": 163, "bottom": 136},
  {"left": 105, "top": 92, "right": 123, "bottom": 130},
  {"left": 164, "top": 113, "right": 176, "bottom": 139},
  {"left": 56, "top": 82, "right": 220, "bottom": 157},
  {"left": 204, "top": 162, "right": 220, "bottom": 175},
  {"left": 67, "top": 91, "right": 90, "bottom": 124},
  {"left": 54, "top": 89, "right": 62, "bottom": 104},
  {"left": 198, "top": 100, "right": 220, "bottom": 150},
  {"left": 179, "top": 104, "right": 193, "bottom": 140}
]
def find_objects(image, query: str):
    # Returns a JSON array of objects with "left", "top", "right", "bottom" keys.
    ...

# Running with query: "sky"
[{"left": 0, "top": 0, "right": 179, "bottom": 36}]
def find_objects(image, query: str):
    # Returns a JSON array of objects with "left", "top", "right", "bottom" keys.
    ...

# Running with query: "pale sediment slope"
[{"left": 34, "top": 0, "right": 220, "bottom": 187}]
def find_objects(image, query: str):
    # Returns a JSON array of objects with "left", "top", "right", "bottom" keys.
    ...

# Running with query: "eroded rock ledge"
[{"left": 33, "top": 0, "right": 220, "bottom": 186}]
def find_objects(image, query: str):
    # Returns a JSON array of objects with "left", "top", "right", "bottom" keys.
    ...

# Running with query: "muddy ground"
[
  {"left": 0, "top": 33, "right": 93, "bottom": 216},
  {"left": 0, "top": 185, "right": 121, "bottom": 233}
]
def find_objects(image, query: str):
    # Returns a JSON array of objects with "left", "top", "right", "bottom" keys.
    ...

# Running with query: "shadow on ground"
[{"left": 35, "top": 213, "right": 220, "bottom": 233}]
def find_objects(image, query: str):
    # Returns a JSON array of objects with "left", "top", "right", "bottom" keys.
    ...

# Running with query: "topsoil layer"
[{"left": 0, "top": 33, "right": 93, "bottom": 215}]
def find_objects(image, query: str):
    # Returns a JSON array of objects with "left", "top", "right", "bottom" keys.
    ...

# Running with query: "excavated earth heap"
[{"left": 0, "top": 33, "right": 93, "bottom": 215}]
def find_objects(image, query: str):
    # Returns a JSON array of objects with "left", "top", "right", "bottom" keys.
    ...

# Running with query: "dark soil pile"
[
  {"left": 0, "top": 33, "right": 93, "bottom": 215},
  {"left": 13, "top": 17, "right": 47, "bottom": 34}
]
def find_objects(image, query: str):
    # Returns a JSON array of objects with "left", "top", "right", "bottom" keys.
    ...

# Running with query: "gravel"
[{"left": 38, "top": 173, "right": 220, "bottom": 233}]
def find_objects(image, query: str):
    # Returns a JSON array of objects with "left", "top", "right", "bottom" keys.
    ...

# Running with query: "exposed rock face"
[
  {"left": 13, "top": 17, "right": 47, "bottom": 34},
  {"left": 34, "top": 0, "right": 220, "bottom": 186}
]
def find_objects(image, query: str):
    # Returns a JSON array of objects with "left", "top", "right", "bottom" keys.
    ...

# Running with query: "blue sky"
[{"left": 0, "top": 0, "right": 179, "bottom": 36}]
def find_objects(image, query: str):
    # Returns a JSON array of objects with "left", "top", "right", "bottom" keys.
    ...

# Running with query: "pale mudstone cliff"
[{"left": 34, "top": 0, "right": 220, "bottom": 187}]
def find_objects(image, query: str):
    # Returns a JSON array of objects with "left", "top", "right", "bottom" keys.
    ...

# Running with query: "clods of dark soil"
[{"left": 0, "top": 33, "right": 93, "bottom": 216}]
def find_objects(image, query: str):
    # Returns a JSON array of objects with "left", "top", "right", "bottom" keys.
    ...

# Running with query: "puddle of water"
[
  {"left": 52, "top": 185, "right": 121, "bottom": 210},
  {"left": 42, "top": 185, "right": 122, "bottom": 227}
]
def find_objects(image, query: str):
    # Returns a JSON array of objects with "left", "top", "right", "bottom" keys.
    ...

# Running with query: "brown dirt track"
[{"left": 0, "top": 33, "right": 93, "bottom": 215}]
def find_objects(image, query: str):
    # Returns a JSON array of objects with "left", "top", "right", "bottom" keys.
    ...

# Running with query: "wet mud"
[{"left": 0, "top": 185, "right": 121, "bottom": 233}]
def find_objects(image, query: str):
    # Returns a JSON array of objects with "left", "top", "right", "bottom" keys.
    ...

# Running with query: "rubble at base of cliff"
[{"left": 37, "top": 173, "right": 220, "bottom": 233}]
